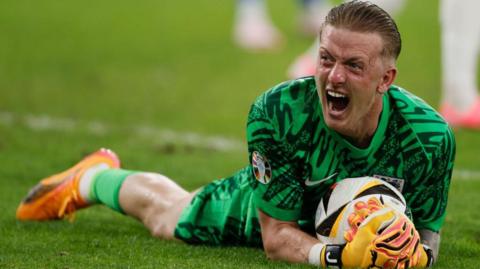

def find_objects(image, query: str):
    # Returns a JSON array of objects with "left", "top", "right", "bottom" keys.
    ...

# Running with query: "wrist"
[{"left": 308, "top": 242, "right": 325, "bottom": 266}]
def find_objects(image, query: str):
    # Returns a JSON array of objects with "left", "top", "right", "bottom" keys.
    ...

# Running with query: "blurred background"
[
  {"left": 0, "top": 0, "right": 479, "bottom": 267},
  {"left": 0, "top": 0, "right": 477, "bottom": 177}
]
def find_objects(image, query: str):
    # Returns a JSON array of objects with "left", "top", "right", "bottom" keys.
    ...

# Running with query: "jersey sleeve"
[
  {"left": 412, "top": 127, "right": 456, "bottom": 232},
  {"left": 246, "top": 94, "right": 303, "bottom": 222}
]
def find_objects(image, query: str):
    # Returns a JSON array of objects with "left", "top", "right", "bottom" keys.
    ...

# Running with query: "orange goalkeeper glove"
[{"left": 318, "top": 197, "right": 434, "bottom": 268}]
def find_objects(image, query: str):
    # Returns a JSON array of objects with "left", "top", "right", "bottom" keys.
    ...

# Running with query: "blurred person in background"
[
  {"left": 233, "top": 0, "right": 331, "bottom": 51},
  {"left": 438, "top": 0, "right": 480, "bottom": 128}
]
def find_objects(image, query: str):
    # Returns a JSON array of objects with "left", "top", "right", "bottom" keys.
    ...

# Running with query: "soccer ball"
[{"left": 314, "top": 176, "right": 407, "bottom": 244}]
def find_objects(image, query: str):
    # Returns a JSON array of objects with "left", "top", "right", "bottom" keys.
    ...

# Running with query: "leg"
[
  {"left": 16, "top": 149, "right": 121, "bottom": 221},
  {"left": 287, "top": 0, "right": 329, "bottom": 79},
  {"left": 15, "top": 148, "right": 197, "bottom": 238},
  {"left": 233, "top": 0, "right": 283, "bottom": 51},
  {"left": 119, "top": 172, "right": 197, "bottom": 239},
  {"left": 439, "top": 0, "right": 480, "bottom": 128},
  {"left": 298, "top": 0, "right": 331, "bottom": 36},
  {"left": 440, "top": 0, "right": 480, "bottom": 109},
  {"left": 287, "top": 40, "right": 318, "bottom": 79}
]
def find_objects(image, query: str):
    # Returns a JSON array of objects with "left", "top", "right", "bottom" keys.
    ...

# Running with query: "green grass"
[{"left": 0, "top": 0, "right": 479, "bottom": 268}]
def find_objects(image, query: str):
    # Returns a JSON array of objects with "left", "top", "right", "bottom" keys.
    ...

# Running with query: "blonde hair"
[{"left": 320, "top": 0, "right": 402, "bottom": 59}]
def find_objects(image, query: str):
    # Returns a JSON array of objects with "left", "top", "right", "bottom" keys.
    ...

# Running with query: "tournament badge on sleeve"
[{"left": 252, "top": 151, "right": 272, "bottom": 184}]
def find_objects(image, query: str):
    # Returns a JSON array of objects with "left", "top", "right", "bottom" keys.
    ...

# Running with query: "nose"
[{"left": 328, "top": 63, "right": 346, "bottom": 85}]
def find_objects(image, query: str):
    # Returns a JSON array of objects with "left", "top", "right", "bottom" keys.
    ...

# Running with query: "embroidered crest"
[{"left": 252, "top": 151, "right": 271, "bottom": 184}]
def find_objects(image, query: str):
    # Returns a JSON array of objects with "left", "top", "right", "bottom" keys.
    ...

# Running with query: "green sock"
[{"left": 90, "top": 169, "right": 136, "bottom": 213}]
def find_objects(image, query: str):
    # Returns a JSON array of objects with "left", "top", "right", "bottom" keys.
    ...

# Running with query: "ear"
[{"left": 377, "top": 67, "right": 397, "bottom": 94}]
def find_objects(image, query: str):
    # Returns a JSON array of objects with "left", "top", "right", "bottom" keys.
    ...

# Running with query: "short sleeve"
[
  {"left": 246, "top": 94, "right": 303, "bottom": 221},
  {"left": 410, "top": 128, "right": 456, "bottom": 232}
]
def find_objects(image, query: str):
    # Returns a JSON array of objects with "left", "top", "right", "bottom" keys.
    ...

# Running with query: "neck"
[
  {"left": 348, "top": 129, "right": 375, "bottom": 148},
  {"left": 348, "top": 95, "right": 384, "bottom": 148}
]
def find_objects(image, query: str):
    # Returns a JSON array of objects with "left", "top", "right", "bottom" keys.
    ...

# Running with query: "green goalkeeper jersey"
[{"left": 175, "top": 76, "right": 455, "bottom": 246}]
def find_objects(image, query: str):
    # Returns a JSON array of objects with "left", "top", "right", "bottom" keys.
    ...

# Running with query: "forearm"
[
  {"left": 264, "top": 222, "right": 319, "bottom": 263},
  {"left": 258, "top": 209, "right": 320, "bottom": 263}
]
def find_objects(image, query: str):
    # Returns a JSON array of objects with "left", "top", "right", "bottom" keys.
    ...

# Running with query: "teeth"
[{"left": 327, "top": 91, "right": 347, "bottom": 98}]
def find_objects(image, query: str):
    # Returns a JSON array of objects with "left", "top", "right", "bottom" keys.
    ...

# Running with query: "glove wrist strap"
[
  {"left": 322, "top": 244, "right": 344, "bottom": 268},
  {"left": 423, "top": 245, "right": 435, "bottom": 267}
]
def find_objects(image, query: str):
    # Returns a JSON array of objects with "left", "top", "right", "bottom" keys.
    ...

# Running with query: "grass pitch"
[{"left": 0, "top": 0, "right": 479, "bottom": 268}]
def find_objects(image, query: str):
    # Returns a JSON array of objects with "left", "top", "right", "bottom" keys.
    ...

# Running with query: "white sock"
[{"left": 78, "top": 163, "right": 110, "bottom": 203}]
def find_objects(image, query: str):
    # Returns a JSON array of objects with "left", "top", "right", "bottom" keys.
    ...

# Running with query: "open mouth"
[{"left": 326, "top": 91, "right": 350, "bottom": 112}]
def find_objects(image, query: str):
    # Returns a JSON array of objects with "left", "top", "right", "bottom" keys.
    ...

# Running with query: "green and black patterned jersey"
[
  {"left": 175, "top": 76, "right": 455, "bottom": 246},
  {"left": 247, "top": 76, "right": 455, "bottom": 233}
]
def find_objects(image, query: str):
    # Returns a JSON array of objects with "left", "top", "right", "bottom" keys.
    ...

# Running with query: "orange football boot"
[{"left": 16, "top": 148, "right": 120, "bottom": 221}]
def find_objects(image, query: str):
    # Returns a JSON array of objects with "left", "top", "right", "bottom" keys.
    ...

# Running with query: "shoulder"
[
  {"left": 387, "top": 86, "right": 455, "bottom": 156},
  {"left": 247, "top": 76, "right": 319, "bottom": 142},
  {"left": 252, "top": 76, "right": 317, "bottom": 111}
]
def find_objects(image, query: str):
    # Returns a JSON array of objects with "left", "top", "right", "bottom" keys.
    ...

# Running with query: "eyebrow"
[
  {"left": 344, "top": 57, "right": 364, "bottom": 63},
  {"left": 320, "top": 48, "right": 365, "bottom": 63}
]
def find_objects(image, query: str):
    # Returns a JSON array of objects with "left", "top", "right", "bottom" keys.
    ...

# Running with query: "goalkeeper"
[{"left": 16, "top": 1, "right": 455, "bottom": 268}]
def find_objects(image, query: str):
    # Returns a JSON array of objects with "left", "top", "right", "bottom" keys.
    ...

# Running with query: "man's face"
[{"left": 315, "top": 25, "right": 395, "bottom": 144}]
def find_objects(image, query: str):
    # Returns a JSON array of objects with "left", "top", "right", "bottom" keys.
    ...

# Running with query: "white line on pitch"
[
  {"left": 0, "top": 111, "right": 479, "bottom": 180},
  {"left": 453, "top": 169, "right": 480, "bottom": 181},
  {"left": 0, "top": 111, "right": 245, "bottom": 152}
]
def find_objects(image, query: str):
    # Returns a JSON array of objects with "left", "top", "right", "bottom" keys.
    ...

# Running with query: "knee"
[
  {"left": 127, "top": 174, "right": 174, "bottom": 209},
  {"left": 120, "top": 172, "right": 190, "bottom": 239},
  {"left": 119, "top": 172, "right": 185, "bottom": 219},
  {"left": 149, "top": 219, "right": 176, "bottom": 240}
]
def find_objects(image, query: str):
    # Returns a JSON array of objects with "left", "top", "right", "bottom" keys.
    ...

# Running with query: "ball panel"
[{"left": 315, "top": 176, "right": 408, "bottom": 244}]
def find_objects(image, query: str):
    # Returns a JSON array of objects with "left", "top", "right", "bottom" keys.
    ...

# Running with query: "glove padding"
[{"left": 320, "top": 197, "right": 433, "bottom": 268}]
